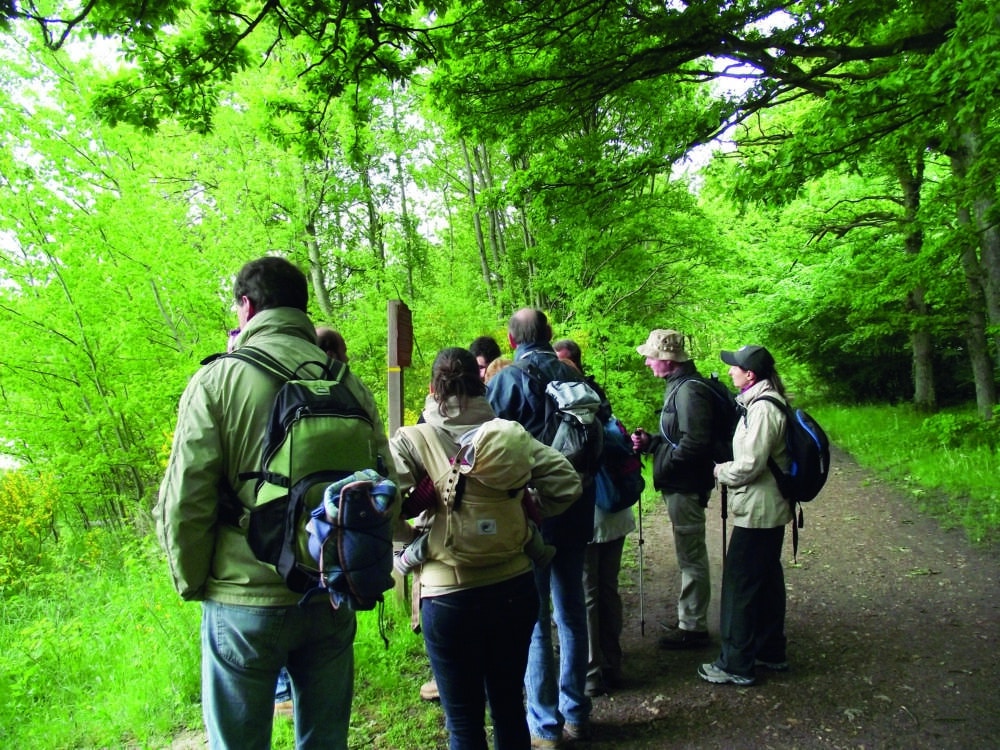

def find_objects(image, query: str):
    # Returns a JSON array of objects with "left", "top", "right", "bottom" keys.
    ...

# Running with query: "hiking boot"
[
  {"left": 602, "top": 668, "right": 624, "bottom": 690},
  {"left": 657, "top": 626, "right": 710, "bottom": 650},
  {"left": 273, "top": 700, "right": 294, "bottom": 718},
  {"left": 584, "top": 677, "right": 607, "bottom": 697},
  {"left": 419, "top": 679, "right": 440, "bottom": 701},
  {"left": 697, "top": 662, "right": 755, "bottom": 686},
  {"left": 754, "top": 658, "right": 789, "bottom": 672},
  {"left": 563, "top": 721, "right": 592, "bottom": 741}
]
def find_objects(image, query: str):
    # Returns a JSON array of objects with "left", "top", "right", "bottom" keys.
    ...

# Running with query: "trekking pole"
[
  {"left": 630, "top": 433, "right": 646, "bottom": 638},
  {"left": 637, "top": 486, "right": 645, "bottom": 637},
  {"left": 720, "top": 483, "right": 728, "bottom": 568}
]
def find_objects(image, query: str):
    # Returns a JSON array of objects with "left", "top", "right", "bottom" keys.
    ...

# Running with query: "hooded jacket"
[
  {"left": 156, "top": 307, "right": 394, "bottom": 605},
  {"left": 487, "top": 343, "right": 596, "bottom": 548},
  {"left": 390, "top": 394, "right": 581, "bottom": 593},
  {"left": 714, "top": 379, "right": 793, "bottom": 529}
]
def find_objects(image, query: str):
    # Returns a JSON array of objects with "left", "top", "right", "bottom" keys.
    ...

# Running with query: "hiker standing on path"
[
  {"left": 631, "top": 329, "right": 716, "bottom": 651},
  {"left": 488, "top": 309, "right": 598, "bottom": 747},
  {"left": 156, "top": 257, "right": 394, "bottom": 750},
  {"left": 701, "top": 344, "right": 792, "bottom": 687},
  {"left": 390, "top": 347, "right": 581, "bottom": 750},
  {"left": 555, "top": 339, "right": 637, "bottom": 698}
]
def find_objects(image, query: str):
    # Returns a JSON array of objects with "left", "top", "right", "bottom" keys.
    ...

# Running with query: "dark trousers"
[
  {"left": 717, "top": 525, "right": 787, "bottom": 677},
  {"left": 421, "top": 572, "right": 538, "bottom": 750}
]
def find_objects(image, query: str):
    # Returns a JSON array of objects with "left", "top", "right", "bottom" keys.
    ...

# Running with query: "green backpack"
[{"left": 222, "top": 346, "right": 391, "bottom": 599}]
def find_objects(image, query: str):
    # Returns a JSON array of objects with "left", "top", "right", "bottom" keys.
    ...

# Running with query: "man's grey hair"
[{"left": 508, "top": 308, "right": 552, "bottom": 346}]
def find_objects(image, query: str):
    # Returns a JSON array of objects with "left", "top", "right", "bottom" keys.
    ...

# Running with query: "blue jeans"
[
  {"left": 525, "top": 544, "right": 591, "bottom": 741},
  {"left": 421, "top": 572, "right": 538, "bottom": 750},
  {"left": 201, "top": 599, "right": 356, "bottom": 750},
  {"left": 275, "top": 666, "right": 291, "bottom": 702}
]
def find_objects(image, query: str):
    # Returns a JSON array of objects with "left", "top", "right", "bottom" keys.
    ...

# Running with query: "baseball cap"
[{"left": 720, "top": 345, "right": 775, "bottom": 378}]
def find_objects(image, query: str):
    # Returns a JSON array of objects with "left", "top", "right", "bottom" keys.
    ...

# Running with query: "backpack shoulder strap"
[
  {"left": 513, "top": 352, "right": 582, "bottom": 385},
  {"left": 661, "top": 375, "right": 700, "bottom": 443},
  {"left": 511, "top": 357, "right": 548, "bottom": 385},
  {"left": 224, "top": 346, "right": 296, "bottom": 381},
  {"left": 755, "top": 393, "right": 788, "bottom": 413},
  {"left": 225, "top": 345, "right": 347, "bottom": 384},
  {"left": 404, "top": 424, "right": 458, "bottom": 486},
  {"left": 755, "top": 394, "right": 794, "bottom": 493}
]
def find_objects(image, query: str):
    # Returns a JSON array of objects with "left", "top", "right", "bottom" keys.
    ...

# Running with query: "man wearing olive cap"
[{"left": 631, "top": 329, "right": 716, "bottom": 650}]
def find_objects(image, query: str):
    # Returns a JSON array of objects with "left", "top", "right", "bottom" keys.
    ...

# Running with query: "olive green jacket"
[{"left": 156, "top": 307, "right": 394, "bottom": 605}]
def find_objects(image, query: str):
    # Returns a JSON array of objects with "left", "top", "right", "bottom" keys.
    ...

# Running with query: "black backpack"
[
  {"left": 663, "top": 374, "right": 739, "bottom": 463},
  {"left": 512, "top": 360, "right": 604, "bottom": 478},
  {"left": 757, "top": 394, "right": 831, "bottom": 560},
  {"left": 757, "top": 395, "right": 830, "bottom": 504}
]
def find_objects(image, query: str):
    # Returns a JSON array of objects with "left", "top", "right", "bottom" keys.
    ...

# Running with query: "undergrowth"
[
  {"left": 810, "top": 403, "right": 1000, "bottom": 545},
  {"left": 0, "top": 525, "right": 442, "bottom": 749},
  {"left": 2, "top": 400, "right": 998, "bottom": 748}
]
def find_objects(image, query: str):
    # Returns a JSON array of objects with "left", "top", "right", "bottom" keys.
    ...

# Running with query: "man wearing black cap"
[{"left": 632, "top": 329, "right": 716, "bottom": 651}]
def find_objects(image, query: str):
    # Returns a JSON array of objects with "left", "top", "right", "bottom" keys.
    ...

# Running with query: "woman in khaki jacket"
[
  {"left": 701, "top": 345, "right": 793, "bottom": 686},
  {"left": 390, "top": 347, "right": 581, "bottom": 750}
]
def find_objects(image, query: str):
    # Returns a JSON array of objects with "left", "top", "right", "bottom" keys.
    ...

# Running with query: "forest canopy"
[{"left": 1, "top": 0, "right": 999, "bottom": 529}]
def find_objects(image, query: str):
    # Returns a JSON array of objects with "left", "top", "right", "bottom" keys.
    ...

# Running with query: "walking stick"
[
  {"left": 720, "top": 483, "right": 728, "bottom": 569},
  {"left": 629, "top": 436, "right": 646, "bottom": 637},
  {"left": 637, "top": 485, "right": 645, "bottom": 637}
]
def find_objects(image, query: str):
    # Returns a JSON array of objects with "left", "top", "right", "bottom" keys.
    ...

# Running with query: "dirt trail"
[
  {"left": 169, "top": 446, "right": 998, "bottom": 749},
  {"left": 589, "top": 445, "right": 999, "bottom": 749}
]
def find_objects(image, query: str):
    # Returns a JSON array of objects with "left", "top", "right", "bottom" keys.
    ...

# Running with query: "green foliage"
[
  {"left": 1, "top": 533, "right": 202, "bottom": 749},
  {"left": 0, "top": 471, "right": 59, "bottom": 586},
  {"left": 919, "top": 409, "right": 1000, "bottom": 451},
  {"left": 0, "top": 530, "right": 444, "bottom": 749},
  {"left": 813, "top": 404, "right": 1000, "bottom": 546}
]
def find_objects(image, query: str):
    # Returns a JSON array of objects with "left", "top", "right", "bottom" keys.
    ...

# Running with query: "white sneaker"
[{"left": 698, "top": 662, "right": 754, "bottom": 686}]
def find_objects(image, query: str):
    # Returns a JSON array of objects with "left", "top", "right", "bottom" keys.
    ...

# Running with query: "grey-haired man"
[{"left": 632, "top": 329, "right": 716, "bottom": 650}]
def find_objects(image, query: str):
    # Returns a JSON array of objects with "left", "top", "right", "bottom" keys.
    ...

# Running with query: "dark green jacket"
[{"left": 646, "top": 362, "right": 716, "bottom": 495}]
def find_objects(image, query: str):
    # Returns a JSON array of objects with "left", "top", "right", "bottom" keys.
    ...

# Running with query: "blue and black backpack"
[{"left": 594, "top": 416, "right": 645, "bottom": 513}]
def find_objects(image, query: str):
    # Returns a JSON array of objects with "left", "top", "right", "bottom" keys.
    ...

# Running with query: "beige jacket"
[
  {"left": 714, "top": 380, "right": 793, "bottom": 529},
  {"left": 390, "top": 394, "right": 581, "bottom": 592}
]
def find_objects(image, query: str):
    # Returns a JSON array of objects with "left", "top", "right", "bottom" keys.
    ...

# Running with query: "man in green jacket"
[{"left": 156, "top": 256, "right": 394, "bottom": 750}]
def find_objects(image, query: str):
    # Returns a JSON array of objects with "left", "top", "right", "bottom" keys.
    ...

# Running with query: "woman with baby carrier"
[{"left": 390, "top": 347, "right": 582, "bottom": 750}]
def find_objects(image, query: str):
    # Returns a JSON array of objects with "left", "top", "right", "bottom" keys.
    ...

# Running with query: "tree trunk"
[
  {"left": 950, "top": 128, "right": 997, "bottom": 418},
  {"left": 896, "top": 156, "right": 935, "bottom": 412},
  {"left": 956, "top": 125, "right": 1000, "bottom": 366},
  {"left": 459, "top": 137, "right": 495, "bottom": 305},
  {"left": 958, "top": 237, "right": 997, "bottom": 420}
]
